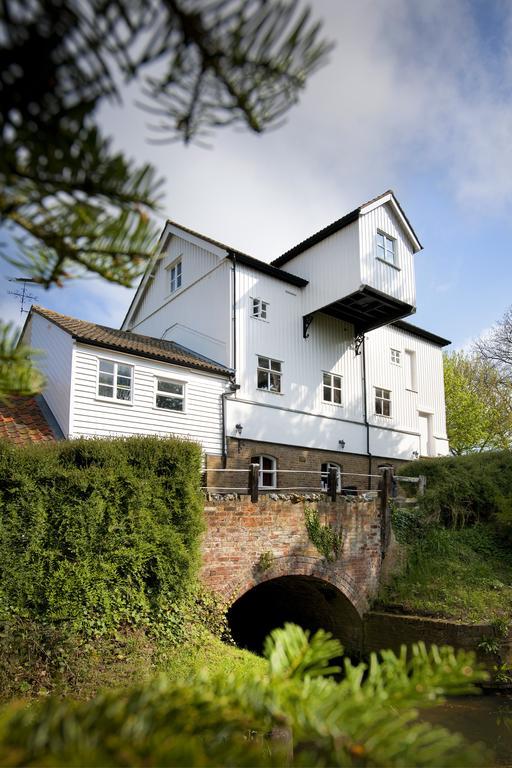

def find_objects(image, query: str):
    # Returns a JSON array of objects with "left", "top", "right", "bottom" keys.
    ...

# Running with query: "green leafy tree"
[
  {"left": 444, "top": 351, "right": 512, "bottom": 454},
  {"left": 0, "top": 0, "right": 331, "bottom": 400},
  {"left": 0, "top": 623, "right": 490, "bottom": 766}
]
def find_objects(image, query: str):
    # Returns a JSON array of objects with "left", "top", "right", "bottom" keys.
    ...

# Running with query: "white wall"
[
  {"left": 71, "top": 343, "right": 227, "bottom": 455},
  {"left": 26, "top": 313, "right": 74, "bottom": 436},
  {"left": 359, "top": 202, "right": 416, "bottom": 307},
  {"left": 365, "top": 324, "right": 449, "bottom": 458}
]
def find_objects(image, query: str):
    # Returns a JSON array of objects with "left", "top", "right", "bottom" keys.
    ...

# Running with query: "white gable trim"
[{"left": 360, "top": 193, "right": 422, "bottom": 253}]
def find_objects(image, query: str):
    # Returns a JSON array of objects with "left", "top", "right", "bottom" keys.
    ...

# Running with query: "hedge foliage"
[
  {"left": 397, "top": 449, "right": 512, "bottom": 529},
  {"left": 0, "top": 436, "right": 204, "bottom": 632}
]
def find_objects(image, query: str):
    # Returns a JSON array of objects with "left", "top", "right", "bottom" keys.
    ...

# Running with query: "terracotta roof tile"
[
  {"left": 0, "top": 396, "right": 56, "bottom": 446},
  {"left": 31, "top": 306, "right": 231, "bottom": 376}
]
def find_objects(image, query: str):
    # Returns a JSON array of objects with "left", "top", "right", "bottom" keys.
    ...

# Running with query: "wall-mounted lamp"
[
  {"left": 412, "top": 450, "right": 419, "bottom": 459},
  {"left": 338, "top": 439, "right": 346, "bottom": 451},
  {"left": 235, "top": 423, "right": 243, "bottom": 436}
]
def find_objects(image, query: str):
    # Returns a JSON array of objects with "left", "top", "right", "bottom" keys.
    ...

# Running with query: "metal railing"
[{"left": 202, "top": 465, "right": 426, "bottom": 502}]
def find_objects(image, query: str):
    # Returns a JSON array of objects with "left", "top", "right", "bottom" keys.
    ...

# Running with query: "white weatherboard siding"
[
  {"left": 128, "top": 255, "right": 231, "bottom": 366},
  {"left": 71, "top": 344, "right": 226, "bottom": 454},
  {"left": 276, "top": 220, "right": 361, "bottom": 316},
  {"left": 365, "top": 325, "right": 449, "bottom": 458},
  {"left": 359, "top": 203, "right": 416, "bottom": 307},
  {"left": 27, "top": 313, "right": 73, "bottom": 436}
]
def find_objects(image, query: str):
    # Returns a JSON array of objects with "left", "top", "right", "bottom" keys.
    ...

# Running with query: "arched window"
[
  {"left": 251, "top": 455, "right": 277, "bottom": 489},
  {"left": 320, "top": 462, "right": 342, "bottom": 492}
]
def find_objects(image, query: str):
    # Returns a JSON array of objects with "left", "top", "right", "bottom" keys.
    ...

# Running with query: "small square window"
[
  {"left": 169, "top": 260, "right": 182, "bottom": 293},
  {"left": 155, "top": 378, "right": 185, "bottom": 411},
  {"left": 322, "top": 372, "right": 342, "bottom": 405},
  {"left": 252, "top": 298, "right": 269, "bottom": 320},
  {"left": 391, "top": 348, "right": 401, "bottom": 365},
  {"left": 98, "top": 359, "right": 133, "bottom": 402},
  {"left": 257, "top": 356, "right": 282, "bottom": 393},
  {"left": 375, "top": 387, "right": 391, "bottom": 417},
  {"left": 376, "top": 232, "right": 396, "bottom": 265}
]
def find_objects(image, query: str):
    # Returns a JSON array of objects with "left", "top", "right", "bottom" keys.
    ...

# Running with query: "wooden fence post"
[
  {"left": 379, "top": 468, "right": 392, "bottom": 555},
  {"left": 249, "top": 463, "right": 259, "bottom": 503},
  {"left": 328, "top": 467, "right": 337, "bottom": 502}
]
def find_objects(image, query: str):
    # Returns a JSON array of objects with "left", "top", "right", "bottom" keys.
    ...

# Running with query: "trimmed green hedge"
[
  {"left": 397, "top": 449, "right": 512, "bottom": 528},
  {"left": 0, "top": 436, "right": 204, "bottom": 631}
]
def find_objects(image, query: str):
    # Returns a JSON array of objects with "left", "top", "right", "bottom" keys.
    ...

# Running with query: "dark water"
[{"left": 420, "top": 693, "right": 512, "bottom": 766}]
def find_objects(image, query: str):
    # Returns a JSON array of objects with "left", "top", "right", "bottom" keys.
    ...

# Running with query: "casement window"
[
  {"left": 320, "top": 462, "right": 342, "bottom": 492},
  {"left": 404, "top": 350, "right": 417, "bottom": 391},
  {"left": 155, "top": 378, "right": 185, "bottom": 411},
  {"left": 375, "top": 387, "right": 391, "bottom": 416},
  {"left": 390, "top": 348, "right": 401, "bottom": 365},
  {"left": 251, "top": 455, "right": 277, "bottom": 488},
  {"left": 169, "top": 259, "right": 182, "bottom": 293},
  {"left": 376, "top": 231, "right": 396, "bottom": 265},
  {"left": 257, "top": 356, "right": 282, "bottom": 393},
  {"left": 252, "top": 298, "right": 269, "bottom": 320},
  {"left": 322, "top": 372, "right": 342, "bottom": 404},
  {"left": 98, "top": 359, "right": 133, "bottom": 401}
]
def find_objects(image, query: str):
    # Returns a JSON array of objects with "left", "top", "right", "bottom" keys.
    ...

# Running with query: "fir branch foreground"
[{"left": 0, "top": 624, "right": 490, "bottom": 767}]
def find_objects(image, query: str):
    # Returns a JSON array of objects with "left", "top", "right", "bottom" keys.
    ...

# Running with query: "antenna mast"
[{"left": 7, "top": 278, "right": 39, "bottom": 318}]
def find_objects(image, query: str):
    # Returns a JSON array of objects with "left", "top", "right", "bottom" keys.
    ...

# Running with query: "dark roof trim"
[
  {"left": 272, "top": 207, "right": 360, "bottom": 267},
  {"left": 391, "top": 320, "right": 451, "bottom": 347},
  {"left": 226, "top": 251, "right": 308, "bottom": 287}
]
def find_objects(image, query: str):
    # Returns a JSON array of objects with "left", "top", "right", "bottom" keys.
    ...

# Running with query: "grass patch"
[{"left": 379, "top": 523, "right": 512, "bottom": 623}]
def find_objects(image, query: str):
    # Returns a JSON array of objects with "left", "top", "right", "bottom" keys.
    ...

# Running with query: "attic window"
[
  {"left": 376, "top": 232, "right": 396, "bottom": 265},
  {"left": 252, "top": 298, "right": 269, "bottom": 320},
  {"left": 169, "top": 259, "right": 182, "bottom": 293}
]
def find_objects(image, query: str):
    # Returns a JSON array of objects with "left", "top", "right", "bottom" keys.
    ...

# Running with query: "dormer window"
[
  {"left": 169, "top": 259, "right": 182, "bottom": 293},
  {"left": 376, "top": 232, "right": 396, "bottom": 265},
  {"left": 252, "top": 298, "right": 269, "bottom": 320}
]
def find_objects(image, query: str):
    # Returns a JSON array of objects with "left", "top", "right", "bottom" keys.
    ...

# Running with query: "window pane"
[
  {"left": 98, "top": 384, "right": 113, "bottom": 398},
  {"left": 269, "top": 373, "right": 281, "bottom": 392},
  {"left": 117, "top": 365, "right": 131, "bottom": 378},
  {"left": 99, "top": 372, "right": 114, "bottom": 385},
  {"left": 333, "top": 375, "right": 341, "bottom": 389},
  {"left": 252, "top": 299, "right": 259, "bottom": 315},
  {"left": 323, "top": 386, "right": 331, "bottom": 401},
  {"left": 333, "top": 389, "right": 341, "bottom": 404},
  {"left": 270, "top": 360, "right": 281, "bottom": 371},
  {"left": 257, "top": 371, "right": 269, "bottom": 389},
  {"left": 158, "top": 380, "right": 183, "bottom": 395},
  {"left": 323, "top": 372, "right": 331, "bottom": 386},
  {"left": 383, "top": 400, "right": 390, "bottom": 416},
  {"left": 117, "top": 387, "right": 131, "bottom": 401},
  {"left": 258, "top": 357, "right": 269, "bottom": 369},
  {"left": 117, "top": 376, "right": 131, "bottom": 388},
  {"left": 377, "top": 233, "right": 384, "bottom": 247},
  {"left": 99, "top": 360, "right": 114, "bottom": 374},
  {"left": 262, "top": 457, "right": 272, "bottom": 470},
  {"left": 156, "top": 395, "right": 184, "bottom": 411}
]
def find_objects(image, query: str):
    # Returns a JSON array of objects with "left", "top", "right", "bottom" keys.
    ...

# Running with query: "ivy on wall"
[{"left": 304, "top": 507, "right": 343, "bottom": 563}]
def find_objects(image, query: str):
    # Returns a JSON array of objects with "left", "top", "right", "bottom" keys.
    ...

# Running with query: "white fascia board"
[
  {"left": 360, "top": 193, "right": 422, "bottom": 253},
  {"left": 165, "top": 223, "right": 228, "bottom": 259}
]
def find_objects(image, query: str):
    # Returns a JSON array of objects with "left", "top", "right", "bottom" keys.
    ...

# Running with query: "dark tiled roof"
[
  {"left": 272, "top": 189, "right": 422, "bottom": 268},
  {"left": 31, "top": 306, "right": 231, "bottom": 376},
  {"left": 0, "top": 396, "right": 56, "bottom": 446}
]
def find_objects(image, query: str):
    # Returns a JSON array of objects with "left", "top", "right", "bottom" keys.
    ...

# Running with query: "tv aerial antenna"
[{"left": 8, "top": 278, "right": 39, "bottom": 318}]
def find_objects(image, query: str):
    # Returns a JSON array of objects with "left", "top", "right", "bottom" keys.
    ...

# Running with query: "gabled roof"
[
  {"left": 272, "top": 190, "right": 422, "bottom": 268},
  {"left": 0, "top": 395, "right": 58, "bottom": 445},
  {"left": 122, "top": 219, "right": 308, "bottom": 329},
  {"left": 29, "top": 306, "right": 231, "bottom": 376}
]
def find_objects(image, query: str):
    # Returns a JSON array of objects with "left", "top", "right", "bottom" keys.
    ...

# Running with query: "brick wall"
[
  {"left": 204, "top": 438, "right": 407, "bottom": 493},
  {"left": 200, "top": 495, "right": 383, "bottom": 616}
]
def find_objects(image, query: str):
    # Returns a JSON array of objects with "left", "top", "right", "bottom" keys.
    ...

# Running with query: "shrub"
[
  {"left": 0, "top": 436, "right": 204, "bottom": 633},
  {"left": 0, "top": 624, "right": 490, "bottom": 767}
]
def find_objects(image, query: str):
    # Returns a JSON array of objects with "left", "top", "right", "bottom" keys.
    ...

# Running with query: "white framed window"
[
  {"left": 322, "top": 372, "right": 342, "bottom": 405},
  {"left": 391, "top": 348, "right": 401, "bottom": 365},
  {"left": 169, "top": 259, "right": 182, "bottom": 293},
  {"left": 376, "top": 231, "right": 396, "bottom": 265},
  {"left": 320, "top": 462, "right": 342, "bottom": 492},
  {"left": 97, "top": 359, "right": 133, "bottom": 402},
  {"left": 257, "top": 356, "right": 282, "bottom": 393},
  {"left": 375, "top": 387, "right": 391, "bottom": 417},
  {"left": 155, "top": 378, "right": 185, "bottom": 411},
  {"left": 251, "top": 455, "right": 277, "bottom": 489},
  {"left": 252, "top": 298, "right": 269, "bottom": 320}
]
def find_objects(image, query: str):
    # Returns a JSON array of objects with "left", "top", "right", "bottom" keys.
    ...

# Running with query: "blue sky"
[{"left": 2, "top": 0, "right": 512, "bottom": 349}]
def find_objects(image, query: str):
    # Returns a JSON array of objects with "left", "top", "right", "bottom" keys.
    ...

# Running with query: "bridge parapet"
[{"left": 200, "top": 496, "right": 382, "bottom": 616}]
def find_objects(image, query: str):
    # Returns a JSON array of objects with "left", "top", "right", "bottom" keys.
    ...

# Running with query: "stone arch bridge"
[{"left": 200, "top": 495, "right": 387, "bottom": 655}]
